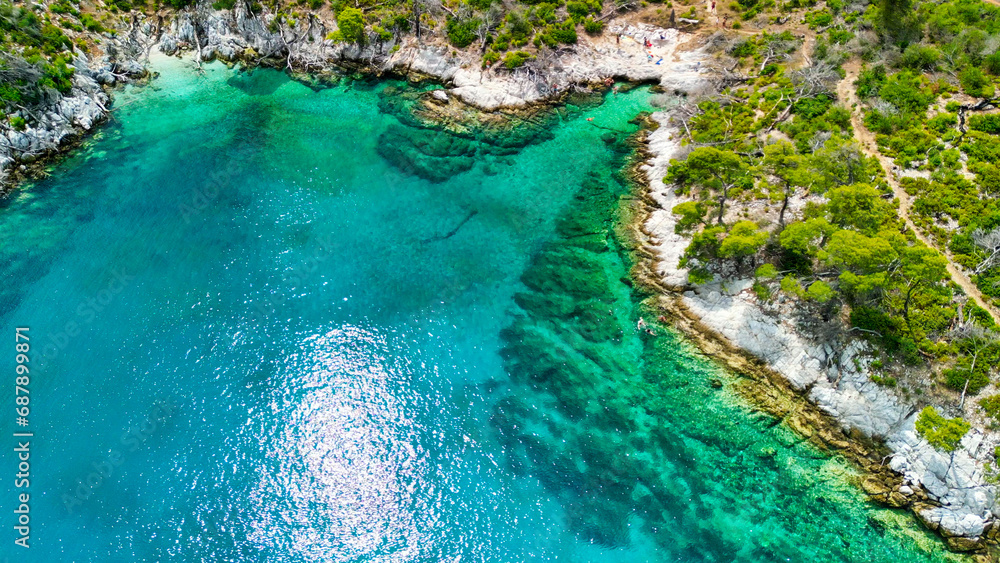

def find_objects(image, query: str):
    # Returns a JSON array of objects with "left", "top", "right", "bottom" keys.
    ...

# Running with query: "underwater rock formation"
[{"left": 374, "top": 88, "right": 563, "bottom": 182}]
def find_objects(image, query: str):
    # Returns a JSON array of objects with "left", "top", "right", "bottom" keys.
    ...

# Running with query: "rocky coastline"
[
  {"left": 0, "top": 54, "right": 146, "bottom": 190},
  {"left": 0, "top": 3, "right": 706, "bottom": 192},
  {"left": 632, "top": 107, "right": 1000, "bottom": 557},
  {"left": 7, "top": 4, "right": 996, "bottom": 557}
]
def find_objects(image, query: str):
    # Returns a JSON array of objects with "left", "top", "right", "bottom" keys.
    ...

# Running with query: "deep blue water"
[{"left": 0, "top": 57, "right": 968, "bottom": 562}]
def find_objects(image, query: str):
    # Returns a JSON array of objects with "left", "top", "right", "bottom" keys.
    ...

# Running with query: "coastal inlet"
[{"left": 0, "top": 57, "right": 970, "bottom": 562}]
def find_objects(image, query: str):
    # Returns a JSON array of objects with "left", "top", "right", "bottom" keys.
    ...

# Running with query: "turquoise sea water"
[{"left": 0, "top": 57, "right": 968, "bottom": 562}]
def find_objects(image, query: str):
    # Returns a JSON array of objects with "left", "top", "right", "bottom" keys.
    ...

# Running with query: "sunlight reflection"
[{"left": 248, "top": 324, "right": 434, "bottom": 562}]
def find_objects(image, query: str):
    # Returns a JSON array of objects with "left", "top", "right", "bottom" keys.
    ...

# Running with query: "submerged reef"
[{"left": 375, "top": 87, "right": 609, "bottom": 182}]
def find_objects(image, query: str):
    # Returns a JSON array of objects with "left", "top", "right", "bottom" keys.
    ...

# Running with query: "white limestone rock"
[{"left": 640, "top": 106, "right": 1000, "bottom": 543}]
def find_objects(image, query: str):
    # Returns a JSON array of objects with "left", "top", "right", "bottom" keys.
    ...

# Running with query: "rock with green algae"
[
  {"left": 376, "top": 123, "right": 478, "bottom": 182},
  {"left": 520, "top": 247, "right": 615, "bottom": 302},
  {"left": 568, "top": 299, "right": 625, "bottom": 343}
]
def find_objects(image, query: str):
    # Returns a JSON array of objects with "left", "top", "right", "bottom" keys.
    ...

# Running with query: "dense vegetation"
[
  {"left": 317, "top": 0, "right": 617, "bottom": 68},
  {"left": 662, "top": 0, "right": 1000, "bottom": 435},
  {"left": 0, "top": 0, "right": 86, "bottom": 121},
  {"left": 916, "top": 405, "right": 971, "bottom": 451}
]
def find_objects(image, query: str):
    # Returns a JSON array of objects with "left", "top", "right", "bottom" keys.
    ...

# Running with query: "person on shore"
[{"left": 616, "top": 34, "right": 620, "bottom": 44}]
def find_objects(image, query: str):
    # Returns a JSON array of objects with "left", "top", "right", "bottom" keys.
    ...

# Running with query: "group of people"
[
  {"left": 709, "top": 0, "right": 730, "bottom": 27},
  {"left": 613, "top": 30, "right": 672, "bottom": 64},
  {"left": 602, "top": 76, "right": 619, "bottom": 95},
  {"left": 636, "top": 317, "right": 669, "bottom": 336}
]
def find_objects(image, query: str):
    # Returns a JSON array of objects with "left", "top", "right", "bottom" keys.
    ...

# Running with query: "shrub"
[
  {"left": 532, "top": 3, "right": 557, "bottom": 23},
  {"left": 680, "top": 225, "right": 725, "bottom": 268},
  {"left": 944, "top": 367, "right": 990, "bottom": 395},
  {"left": 806, "top": 280, "right": 835, "bottom": 302},
  {"left": 927, "top": 113, "right": 957, "bottom": 134},
  {"left": 987, "top": 53, "right": 1000, "bottom": 76},
  {"left": 760, "top": 63, "right": 779, "bottom": 76},
  {"left": 672, "top": 201, "right": 706, "bottom": 233},
  {"left": 502, "top": 50, "right": 534, "bottom": 69},
  {"left": 980, "top": 395, "right": 1000, "bottom": 421},
  {"left": 755, "top": 263, "right": 778, "bottom": 279},
  {"left": 482, "top": 51, "right": 500, "bottom": 68},
  {"left": 50, "top": 1, "right": 78, "bottom": 15},
  {"left": 43, "top": 57, "right": 74, "bottom": 95},
  {"left": 9, "top": 116, "right": 26, "bottom": 131},
  {"left": 567, "top": 0, "right": 591, "bottom": 16},
  {"left": 583, "top": 17, "right": 603, "bottom": 35},
  {"left": 446, "top": 17, "right": 478, "bottom": 48},
  {"left": 899, "top": 337, "right": 921, "bottom": 365},
  {"left": 729, "top": 40, "right": 755, "bottom": 58},
  {"left": 212, "top": 0, "right": 236, "bottom": 9},
  {"left": 547, "top": 22, "right": 577, "bottom": 44},
  {"left": 80, "top": 14, "right": 105, "bottom": 33},
  {"left": 504, "top": 11, "right": 533, "bottom": 41},
  {"left": 871, "top": 374, "right": 898, "bottom": 386},
  {"left": 805, "top": 10, "right": 833, "bottom": 28},
  {"left": 900, "top": 44, "right": 940, "bottom": 71},
  {"left": 372, "top": 25, "right": 393, "bottom": 41},
  {"left": 960, "top": 67, "right": 994, "bottom": 99},
  {"left": 780, "top": 275, "right": 805, "bottom": 298},
  {"left": 915, "top": 406, "right": 970, "bottom": 452},
  {"left": 718, "top": 220, "right": 767, "bottom": 259},
  {"left": 688, "top": 267, "right": 714, "bottom": 284},
  {"left": 969, "top": 114, "right": 1000, "bottom": 135},
  {"left": 752, "top": 281, "right": 771, "bottom": 301},
  {"left": 336, "top": 7, "right": 366, "bottom": 44},
  {"left": 879, "top": 71, "right": 933, "bottom": 115},
  {"left": 855, "top": 65, "right": 886, "bottom": 99},
  {"left": 792, "top": 93, "right": 833, "bottom": 119}
]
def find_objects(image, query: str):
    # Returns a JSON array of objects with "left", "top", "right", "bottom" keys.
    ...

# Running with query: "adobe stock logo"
[
  {"left": 36, "top": 268, "right": 135, "bottom": 369},
  {"left": 61, "top": 397, "right": 176, "bottom": 514}
]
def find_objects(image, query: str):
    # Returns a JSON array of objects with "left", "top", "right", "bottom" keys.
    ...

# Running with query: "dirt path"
[{"left": 837, "top": 60, "right": 1000, "bottom": 325}]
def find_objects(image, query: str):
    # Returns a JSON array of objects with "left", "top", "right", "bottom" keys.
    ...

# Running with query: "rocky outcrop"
[
  {"left": 638, "top": 108, "right": 1000, "bottom": 552},
  {"left": 0, "top": 50, "right": 146, "bottom": 190},
  {"left": 2, "top": 3, "right": 704, "bottom": 189},
  {"left": 152, "top": 4, "right": 707, "bottom": 109}
]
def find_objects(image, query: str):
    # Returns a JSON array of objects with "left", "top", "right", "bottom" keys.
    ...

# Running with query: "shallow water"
[{"left": 0, "top": 57, "right": 967, "bottom": 562}]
